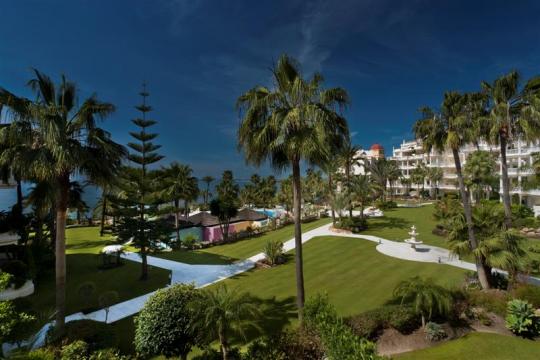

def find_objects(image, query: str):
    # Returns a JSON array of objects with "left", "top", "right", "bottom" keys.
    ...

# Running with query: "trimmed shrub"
[
  {"left": 424, "top": 322, "right": 447, "bottom": 341},
  {"left": 243, "top": 328, "right": 323, "bottom": 360},
  {"left": 336, "top": 217, "right": 367, "bottom": 233},
  {"left": 134, "top": 284, "right": 200, "bottom": 359},
  {"left": 192, "top": 347, "right": 241, "bottom": 360},
  {"left": 77, "top": 282, "right": 97, "bottom": 313},
  {"left": 347, "top": 305, "right": 420, "bottom": 340},
  {"left": 304, "top": 294, "right": 381, "bottom": 360},
  {"left": 0, "top": 260, "right": 29, "bottom": 288},
  {"left": 505, "top": 299, "right": 540, "bottom": 338},
  {"left": 374, "top": 200, "right": 397, "bottom": 210},
  {"left": 466, "top": 289, "right": 509, "bottom": 316},
  {"left": 513, "top": 284, "right": 540, "bottom": 308}
]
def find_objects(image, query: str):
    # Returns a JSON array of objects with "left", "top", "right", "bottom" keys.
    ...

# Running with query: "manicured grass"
[
  {"left": 221, "top": 236, "right": 465, "bottom": 326},
  {"left": 361, "top": 205, "right": 448, "bottom": 248},
  {"left": 18, "top": 227, "right": 170, "bottom": 322},
  {"left": 154, "top": 218, "right": 332, "bottom": 263},
  {"left": 396, "top": 332, "right": 540, "bottom": 360}
]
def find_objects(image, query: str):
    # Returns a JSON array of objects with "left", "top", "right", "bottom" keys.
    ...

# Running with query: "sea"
[{"left": 0, "top": 184, "right": 101, "bottom": 218}]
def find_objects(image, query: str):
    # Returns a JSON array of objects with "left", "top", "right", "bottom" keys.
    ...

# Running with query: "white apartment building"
[
  {"left": 350, "top": 144, "right": 385, "bottom": 175},
  {"left": 389, "top": 139, "right": 540, "bottom": 208}
]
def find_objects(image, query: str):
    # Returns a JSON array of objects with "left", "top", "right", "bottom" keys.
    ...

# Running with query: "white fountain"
[{"left": 404, "top": 225, "right": 423, "bottom": 250}]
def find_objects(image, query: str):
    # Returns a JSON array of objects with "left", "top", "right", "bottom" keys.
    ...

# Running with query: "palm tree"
[
  {"left": 447, "top": 201, "right": 527, "bottom": 286},
  {"left": 201, "top": 175, "right": 214, "bottom": 208},
  {"left": 0, "top": 70, "right": 126, "bottom": 333},
  {"left": 386, "top": 160, "right": 401, "bottom": 200},
  {"left": 321, "top": 160, "right": 339, "bottom": 225},
  {"left": 340, "top": 140, "right": 361, "bottom": 217},
  {"left": 369, "top": 158, "right": 390, "bottom": 201},
  {"left": 393, "top": 276, "right": 452, "bottom": 328},
  {"left": 350, "top": 174, "right": 372, "bottom": 220},
  {"left": 399, "top": 176, "right": 412, "bottom": 196},
  {"left": 410, "top": 163, "right": 427, "bottom": 197},
  {"left": 191, "top": 285, "right": 261, "bottom": 360},
  {"left": 464, "top": 151, "right": 497, "bottom": 202},
  {"left": 162, "top": 162, "right": 198, "bottom": 241},
  {"left": 413, "top": 93, "right": 491, "bottom": 289},
  {"left": 237, "top": 54, "right": 349, "bottom": 320},
  {"left": 481, "top": 72, "right": 540, "bottom": 228},
  {"left": 67, "top": 181, "right": 88, "bottom": 225},
  {"left": 426, "top": 167, "right": 443, "bottom": 199}
]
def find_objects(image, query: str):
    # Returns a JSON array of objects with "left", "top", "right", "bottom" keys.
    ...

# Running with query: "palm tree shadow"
[
  {"left": 366, "top": 216, "right": 410, "bottom": 232},
  {"left": 231, "top": 296, "right": 297, "bottom": 345}
]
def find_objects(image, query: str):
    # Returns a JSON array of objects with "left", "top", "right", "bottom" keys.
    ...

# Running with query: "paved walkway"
[{"left": 6, "top": 222, "right": 540, "bottom": 352}]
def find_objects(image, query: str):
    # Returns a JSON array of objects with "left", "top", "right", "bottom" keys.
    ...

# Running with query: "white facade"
[
  {"left": 350, "top": 144, "right": 385, "bottom": 175},
  {"left": 390, "top": 138, "right": 540, "bottom": 207}
]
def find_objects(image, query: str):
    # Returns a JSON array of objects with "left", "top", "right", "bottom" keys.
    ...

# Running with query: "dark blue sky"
[{"left": 2, "top": 0, "right": 540, "bottom": 179}]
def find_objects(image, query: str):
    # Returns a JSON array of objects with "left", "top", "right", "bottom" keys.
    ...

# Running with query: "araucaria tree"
[
  {"left": 237, "top": 54, "right": 349, "bottom": 320},
  {"left": 0, "top": 70, "right": 125, "bottom": 333},
  {"left": 114, "top": 84, "right": 171, "bottom": 280},
  {"left": 414, "top": 93, "right": 491, "bottom": 289}
]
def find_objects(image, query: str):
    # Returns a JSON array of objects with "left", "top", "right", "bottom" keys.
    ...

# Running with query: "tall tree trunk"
[
  {"left": 100, "top": 195, "right": 107, "bottom": 236},
  {"left": 174, "top": 199, "right": 180, "bottom": 241},
  {"left": 55, "top": 173, "right": 70, "bottom": 334},
  {"left": 452, "top": 148, "right": 491, "bottom": 289},
  {"left": 328, "top": 174, "right": 336, "bottom": 225},
  {"left": 219, "top": 329, "right": 229, "bottom": 360},
  {"left": 140, "top": 203, "right": 148, "bottom": 280},
  {"left": 292, "top": 158, "right": 305, "bottom": 321},
  {"left": 16, "top": 178, "right": 23, "bottom": 210},
  {"left": 499, "top": 136, "right": 512, "bottom": 229}
]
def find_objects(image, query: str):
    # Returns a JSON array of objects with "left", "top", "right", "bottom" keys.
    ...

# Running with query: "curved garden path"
[{"left": 6, "top": 222, "right": 540, "bottom": 352}]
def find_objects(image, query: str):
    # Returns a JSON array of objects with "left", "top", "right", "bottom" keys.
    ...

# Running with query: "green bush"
[
  {"left": 243, "top": 328, "right": 323, "bottom": 360},
  {"left": 424, "top": 322, "right": 447, "bottom": 341},
  {"left": 50, "top": 320, "right": 117, "bottom": 351},
  {"left": 513, "top": 284, "right": 540, "bottom": 308},
  {"left": 304, "top": 294, "right": 381, "bottom": 360},
  {"left": 0, "top": 260, "right": 29, "bottom": 288},
  {"left": 61, "top": 340, "right": 89, "bottom": 360},
  {"left": 23, "top": 349, "right": 56, "bottom": 360},
  {"left": 182, "top": 234, "right": 198, "bottom": 249},
  {"left": 134, "top": 284, "right": 200, "bottom": 359},
  {"left": 505, "top": 299, "right": 540, "bottom": 338},
  {"left": 466, "top": 289, "right": 509, "bottom": 316},
  {"left": 263, "top": 240, "right": 285, "bottom": 266},
  {"left": 374, "top": 200, "right": 397, "bottom": 210},
  {"left": 192, "top": 347, "right": 241, "bottom": 360},
  {"left": 512, "top": 204, "right": 534, "bottom": 220},
  {"left": 346, "top": 305, "right": 420, "bottom": 340},
  {"left": 336, "top": 217, "right": 367, "bottom": 233}
]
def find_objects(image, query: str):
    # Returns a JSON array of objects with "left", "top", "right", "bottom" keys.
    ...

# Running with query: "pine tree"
[{"left": 114, "top": 84, "right": 172, "bottom": 280}]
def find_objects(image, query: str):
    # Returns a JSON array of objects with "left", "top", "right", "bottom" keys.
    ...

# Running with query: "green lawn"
[
  {"left": 361, "top": 205, "right": 448, "bottom": 248},
  {"left": 154, "top": 218, "right": 332, "bottom": 263},
  {"left": 396, "top": 332, "right": 540, "bottom": 360},
  {"left": 18, "top": 227, "right": 170, "bottom": 322},
  {"left": 220, "top": 236, "right": 465, "bottom": 328}
]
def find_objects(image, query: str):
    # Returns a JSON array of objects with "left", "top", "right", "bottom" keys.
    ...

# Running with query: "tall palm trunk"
[
  {"left": 292, "top": 158, "right": 305, "bottom": 321},
  {"left": 16, "top": 177, "right": 23, "bottom": 210},
  {"left": 174, "top": 198, "right": 180, "bottom": 241},
  {"left": 219, "top": 329, "right": 229, "bottom": 360},
  {"left": 499, "top": 136, "right": 512, "bottom": 229},
  {"left": 328, "top": 173, "right": 336, "bottom": 225},
  {"left": 452, "top": 148, "right": 491, "bottom": 289},
  {"left": 100, "top": 195, "right": 107, "bottom": 236},
  {"left": 55, "top": 173, "right": 70, "bottom": 334}
]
